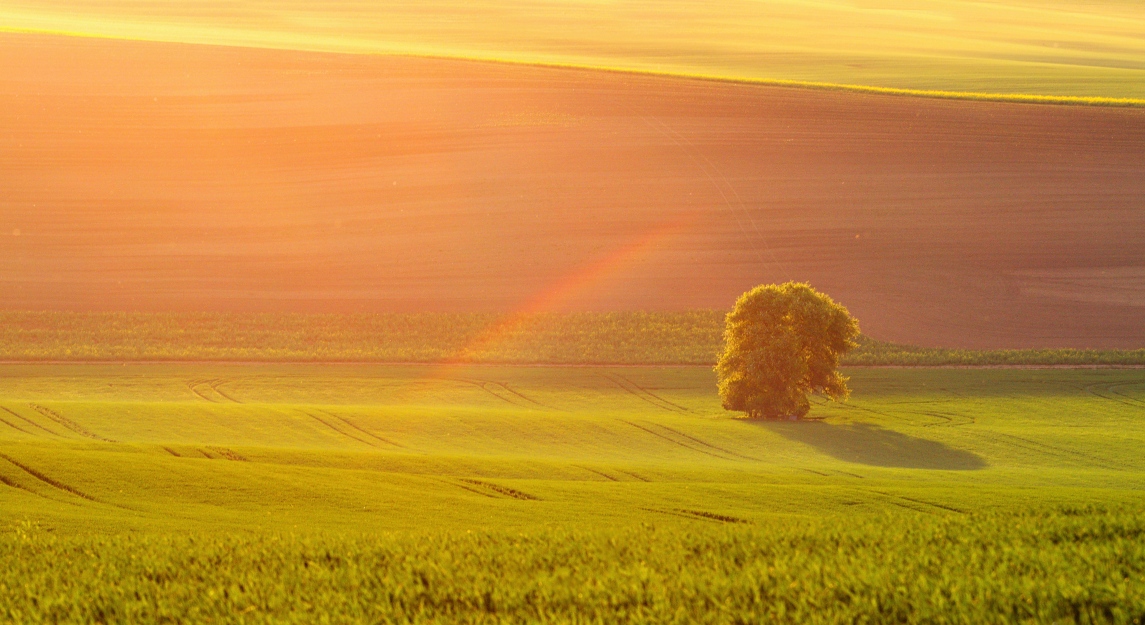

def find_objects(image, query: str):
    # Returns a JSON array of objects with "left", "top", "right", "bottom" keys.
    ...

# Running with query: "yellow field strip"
[{"left": 4, "top": 25, "right": 1143, "bottom": 109}]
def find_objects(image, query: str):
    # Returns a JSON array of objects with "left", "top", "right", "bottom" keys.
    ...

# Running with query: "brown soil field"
[{"left": 2, "top": 33, "right": 1143, "bottom": 349}]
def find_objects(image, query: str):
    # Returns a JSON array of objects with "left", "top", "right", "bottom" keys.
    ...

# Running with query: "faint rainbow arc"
[{"left": 432, "top": 211, "right": 699, "bottom": 373}]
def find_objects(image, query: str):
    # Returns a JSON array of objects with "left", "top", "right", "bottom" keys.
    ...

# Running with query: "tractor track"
[
  {"left": 302, "top": 411, "right": 377, "bottom": 448},
  {"left": 650, "top": 422, "right": 760, "bottom": 461},
  {"left": 619, "top": 419, "right": 736, "bottom": 461},
  {"left": 617, "top": 470, "right": 651, "bottom": 482},
  {"left": 0, "top": 452, "right": 101, "bottom": 503},
  {"left": 320, "top": 410, "right": 407, "bottom": 449},
  {"left": 0, "top": 408, "right": 33, "bottom": 435},
  {"left": 448, "top": 377, "right": 535, "bottom": 410},
  {"left": 615, "top": 374, "right": 691, "bottom": 412},
  {"left": 1098, "top": 382, "right": 1145, "bottom": 409},
  {"left": 1075, "top": 382, "right": 1145, "bottom": 410},
  {"left": 187, "top": 379, "right": 244, "bottom": 404},
  {"left": 871, "top": 491, "right": 966, "bottom": 514},
  {"left": 602, "top": 373, "right": 686, "bottom": 413},
  {"left": 575, "top": 465, "right": 619, "bottom": 482},
  {"left": 0, "top": 473, "right": 34, "bottom": 495},
  {"left": 209, "top": 379, "right": 244, "bottom": 404},
  {"left": 970, "top": 430, "right": 1128, "bottom": 471},
  {"left": 640, "top": 507, "right": 750, "bottom": 524},
  {"left": 459, "top": 479, "right": 541, "bottom": 501},
  {"left": 912, "top": 410, "right": 976, "bottom": 427},
  {"left": 1, "top": 406, "right": 58, "bottom": 436},
  {"left": 186, "top": 380, "right": 219, "bottom": 403},
  {"left": 28, "top": 404, "right": 115, "bottom": 442},
  {"left": 500, "top": 382, "right": 564, "bottom": 411},
  {"left": 206, "top": 446, "right": 248, "bottom": 461},
  {"left": 433, "top": 478, "right": 498, "bottom": 499}
]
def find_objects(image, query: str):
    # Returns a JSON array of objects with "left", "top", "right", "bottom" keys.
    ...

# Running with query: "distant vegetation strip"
[{"left": 2, "top": 312, "right": 1143, "bottom": 367}]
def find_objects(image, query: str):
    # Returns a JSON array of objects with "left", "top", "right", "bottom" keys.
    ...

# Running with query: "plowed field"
[{"left": 3, "top": 33, "right": 1144, "bottom": 348}]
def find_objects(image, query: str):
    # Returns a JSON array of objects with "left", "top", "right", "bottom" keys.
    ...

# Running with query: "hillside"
[
  {"left": 3, "top": 34, "right": 1145, "bottom": 349},
  {"left": 3, "top": 0, "right": 1144, "bottom": 99}
]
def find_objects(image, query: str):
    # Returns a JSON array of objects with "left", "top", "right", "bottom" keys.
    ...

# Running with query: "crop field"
[
  {"left": 2, "top": 364, "right": 1143, "bottom": 621},
  {"left": 5, "top": 34, "right": 1145, "bottom": 350},
  {"left": 3, "top": 0, "right": 1144, "bottom": 100},
  {"left": 2, "top": 7, "right": 1144, "bottom": 619}
]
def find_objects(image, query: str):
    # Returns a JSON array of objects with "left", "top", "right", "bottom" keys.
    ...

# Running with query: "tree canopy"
[{"left": 715, "top": 282, "right": 860, "bottom": 419}]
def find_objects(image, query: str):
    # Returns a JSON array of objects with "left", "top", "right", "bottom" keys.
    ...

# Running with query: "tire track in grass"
[
  {"left": 28, "top": 404, "right": 115, "bottom": 442},
  {"left": 162, "top": 447, "right": 182, "bottom": 457},
  {"left": 861, "top": 491, "right": 940, "bottom": 515},
  {"left": 575, "top": 465, "right": 620, "bottom": 482},
  {"left": 0, "top": 473, "right": 34, "bottom": 494},
  {"left": 602, "top": 373, "right": 683, "bottom": 413},
  {"left": 1076, "top": 382, "right": 1145, "bottom": 410},
  {"left": 0, "top": 408, "right": 33, "bottom": 435},
  {"left": 301, "top": 411, "right": 377, "bottom": 448},
  {"left": 970, "top": 430, "right": 1127, "bottom": 471},
  {"left": 186, "top": 380, "right": 219, "bottom": 403},
  {"left": 434, "top": 478, "right": 499, "bottom": 499},
  {"left": 619, "top": 420, "right": 736, "bottom": 461},
  {"left": 912, "top": 410, "right": 976, "bottom": 427},
  {"left": 676, "top": 509, "right": 751, "bottom": 524},
  {"left": 1098, "top": 382, "right": 1145, "bottom": 409},
  {"left": 464, "top": 379, "right": 561, "bottom": 412},
  {"left": 640, "top": 507, "right": 750, "bottom": 524},
  {"left": 0, "top": 474, "right": 32, "bottom": 494},
  {"left": 617, "top": 470, "right": 651, "bottom": 482},
  {"left": 647, "top": 422, "right": 761, "bottom": 461},
  {"left": 459, "top": 479, "right": 541, "bottom": 501},
  {"left": 882, "top": 499, "right": 935, "bottom": 514},
  {"left": 2, "top": 406, "right": 61, "bottom": 437},
  {"left": 0, "top": 452, "right": 100, "bottom": 503},
  {"left": 206, "top": 446, "right": 248, "bottom": 462},
  {"left": 449, "top": 378, "right": 532, "bottom": 409},
  {"left": 496, "top": 382, "right": 564, "bottom": 411},
  {"left": 209, "top": 379, "right": 244, "bottom": 404},
  {"left": 993, "top": 431, "right": 1130, "bottom": 470},
  {"left": 617, "top": 374, "right": 691, "bottom": 412},
  {"left": 870, "top": 490, "right": 966, "bottom": 514},
  {"left": 833, "top": 400, "right": 949, "bottom": 428},
  {"left": 0, "top": 471, "right": 74, "bottom": 504},
  {"left": 319, "top": 410, "right": 408, "bottom": 449}
]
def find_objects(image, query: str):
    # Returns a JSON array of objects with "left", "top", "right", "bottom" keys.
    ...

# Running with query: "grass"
[
  {"left": 1, "top": 364, "right": 1144, "bottom": 620},
  {"left": 3, "top": 311, "right": 1144, "bottom": 366},
  {"left": 4, "top": 507, "right": 1144, "bottom": 624},
  {"left": 2, "top": 0, "right": 1145, "bottom": 102}
]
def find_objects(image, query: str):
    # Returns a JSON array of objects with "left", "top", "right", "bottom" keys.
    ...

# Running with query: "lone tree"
[{"left": 715, "top": 282, "right": 860, "bottom": 419}]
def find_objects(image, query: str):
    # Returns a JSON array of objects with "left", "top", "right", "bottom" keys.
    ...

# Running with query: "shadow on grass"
[{"left": 759, "top": 421, "right": 987, "bottom": 470}]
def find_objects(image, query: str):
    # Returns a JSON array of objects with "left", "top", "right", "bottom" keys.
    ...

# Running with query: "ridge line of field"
[{"left": 2, "top": 26, "right": 1142, "bottom": 108}]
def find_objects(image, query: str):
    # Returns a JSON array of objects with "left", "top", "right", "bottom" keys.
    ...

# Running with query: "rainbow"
[{"left": 429, "top": 210, "right": 699, "bottom": 375}]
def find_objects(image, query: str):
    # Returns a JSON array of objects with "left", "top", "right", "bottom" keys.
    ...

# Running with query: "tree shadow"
[{"left": 757, "top": 421, "right": 987, "bottom": 470}]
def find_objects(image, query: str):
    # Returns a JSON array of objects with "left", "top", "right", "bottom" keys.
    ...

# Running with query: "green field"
[
  {"left": 3, "top": 0, "right": 1145, "bottom": 102},
  {"left": 2, "top": 364, "right": 1143, "bottom": 621}
]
